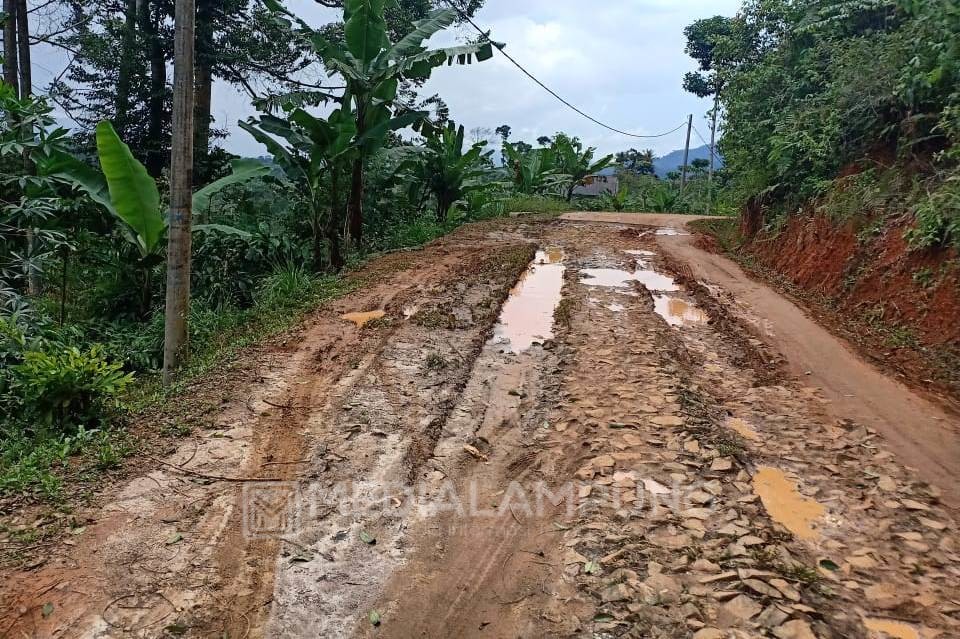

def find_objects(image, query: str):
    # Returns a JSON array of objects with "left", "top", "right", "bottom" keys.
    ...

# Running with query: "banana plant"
[
  {"left": 502, "top": 142, "right": 568, "bottom": 195},
  {"left": 551, "top": 134, "right": 615, "bottom": 201},
  {"left": 39, "top": 120, "right": 269, "bottom": 315},
  {"left": 239, "top": 103, "right": 357, "bottom": 270},
  {"left": 400, "top": 122, "right": 493, "bottom": 222},
  {"left": 264, "top": 0, "right": 495, "bottom": 243}
]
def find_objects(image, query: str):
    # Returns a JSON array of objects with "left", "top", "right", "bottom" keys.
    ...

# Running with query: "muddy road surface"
[{"left": 2, "top": 215, "right": 957, "bottom": 639}]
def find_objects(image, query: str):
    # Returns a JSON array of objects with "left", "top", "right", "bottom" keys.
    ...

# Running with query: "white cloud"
[{"left": 33, "top": 0, "right": 742, "bottom": 159}]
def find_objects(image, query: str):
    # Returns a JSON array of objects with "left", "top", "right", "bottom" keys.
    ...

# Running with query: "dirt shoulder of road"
[{"left": 689, "top": 216, "right": 960, "bottom": 411}]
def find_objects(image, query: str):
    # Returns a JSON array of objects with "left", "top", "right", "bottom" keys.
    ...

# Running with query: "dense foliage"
[{"left": 690, "top": 0, "right": 959, "bottom": 247}]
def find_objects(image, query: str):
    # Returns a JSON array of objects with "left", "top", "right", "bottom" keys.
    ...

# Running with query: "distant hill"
[{"left": 653, "top": 144, "right": 722, "bottom": 178}]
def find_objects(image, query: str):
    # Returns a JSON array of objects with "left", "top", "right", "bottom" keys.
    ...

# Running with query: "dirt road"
[{"left": 2, "top": 214, "right": 957, "bottom": 639}]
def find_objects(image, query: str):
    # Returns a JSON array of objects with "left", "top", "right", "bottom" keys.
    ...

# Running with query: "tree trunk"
[
  {"left": 141, "top": 0, "right": 167, "bottom": 178},
  {"left": 348, "top": 156, "right": 364, "bottom": 244},
  {"left": 2, "top": 0, "right": 17, "bottom": 91},
  {"left": 326, "top": 169, "right": 345, "bottom": 272},
  {"left": 59, "top": 245, "right": 69, "bottom": 326},
  {"left": 311, "top": 195, "right": 323, "bottom": 271},
  {"left": 114, "top": 0, "right": 138, "bottom": 137},
  {"left": 15, "top": 0, "right": 39, "bottom": 296},
  {"left": 162, "top": 0, "right": 196, "bottom": 386},
  {"left": 193, "top": 0, "right": 214, "bottom": 182},
  {"left": 14, "top": 0, "right": 29, "bottom": 97},
  {"left": 140, "top": 264, "right": 152, "bottom": 318}
]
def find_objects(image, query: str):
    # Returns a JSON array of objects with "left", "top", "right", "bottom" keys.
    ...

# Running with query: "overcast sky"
[{"left": 34, "top": 0, "right": 743, "bottom": 158}]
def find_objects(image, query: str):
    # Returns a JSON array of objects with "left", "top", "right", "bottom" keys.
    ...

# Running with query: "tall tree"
[
  {"left": 163, "top": 0, "right": 196, "bottom": 385},
  {"left": 683, "top": 16, "right": 738, "bottom": 194}
]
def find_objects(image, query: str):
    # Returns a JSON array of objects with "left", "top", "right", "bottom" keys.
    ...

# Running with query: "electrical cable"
[
  {"left": 441, "top": 0, "right": 689, "bottom": 140},
  {"left": 692, "top": 124, "right": 723, "bottom": 163}
]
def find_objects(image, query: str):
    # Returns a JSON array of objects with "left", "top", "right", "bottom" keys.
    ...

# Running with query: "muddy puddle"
[
  {"left": 726, "top": 417, "right": 760, "bottom": 441},
  {"left": 655, "top": 227, "right": 689, "bottom": 236},
  {"left": 581, "top": 267, "right": 679, "bottom": 292},
  {"left": 753, "top": 466, "right": 826, "bottom": 540},
  {"left": 341, "top": 310, "right": 386, "bottom": 327},
  {"left": 653, "top": 295, "right": 709, "bottom": 327},
  {"left": 863, "top": 618, "right": 923, "bottom": 639},
  {"left": 492, "top": 248, "right": 565, "bottom": 353}
]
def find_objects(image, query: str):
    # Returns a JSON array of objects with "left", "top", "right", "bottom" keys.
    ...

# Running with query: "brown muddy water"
[
  {"left": 580, "top": 267, "right": 680, "bottom": 292},
  {"left": 863, "top": 617, "right": 923, "bottom": 639},
  {"left": 341, "top": 310, "right": 386, "bottom": 327},
  {"left": 653, "top": 295, "right": 709, "bottom": 327},
  {"left": 492, "top": 248, "right": 566, "bottom": 353},
  {"left": 753, "top": 466, "right": 826, "bottom": 540}
]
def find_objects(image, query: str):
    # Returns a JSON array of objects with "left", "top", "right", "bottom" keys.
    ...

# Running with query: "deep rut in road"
[{"left": 1, "top": 216, "right": 957, "bottom": 639}]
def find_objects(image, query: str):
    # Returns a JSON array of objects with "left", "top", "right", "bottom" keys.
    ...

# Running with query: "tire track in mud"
[
  {"left": 363, "top": 221, "right": 958, "bottom": 639},
  {"left": 0, "top": 237, "right": 534, "bottom": 639}
]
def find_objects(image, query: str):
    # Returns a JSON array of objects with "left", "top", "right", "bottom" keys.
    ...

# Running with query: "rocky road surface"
[{"left": 1, "top": 214, "right": 957, "bottom": 639}]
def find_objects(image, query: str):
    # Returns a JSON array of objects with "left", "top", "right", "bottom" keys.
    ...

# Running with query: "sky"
[{"left": 33, "top": 0, "right": 743, "bottom": 159}]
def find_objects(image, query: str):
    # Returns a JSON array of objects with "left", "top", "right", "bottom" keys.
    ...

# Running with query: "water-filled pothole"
[
  {"left": 341, "top": 310, "right": 386, "bottom": 328},
  {"left": 580, "top": 268, "right": 679, "bottom": 292},
  {"left": 753, "top": 466, "right": 826, "bottom": 540},
  {"left": 655, "top": 227, "right": 689, "bottom": 236},
  {"left": 863, "top": 618, "right": 921, "bottom": 639},
  {"left": 492, "top": 248, "right": 566, "bottom": 353},
  {"left": 653, "top": 295, "right": 709, "bottom": 327}
]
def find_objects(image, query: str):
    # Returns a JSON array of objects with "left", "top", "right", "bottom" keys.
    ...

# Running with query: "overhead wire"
[
  {"left": 441, "top": 0, "right": 689, "bottom": 140},
  {"left": 691, "top": 124, "right": 723, "bottom": 164}
]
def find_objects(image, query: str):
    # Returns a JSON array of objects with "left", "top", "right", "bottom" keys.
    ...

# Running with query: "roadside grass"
[
  {"left": 502, "top": 195, "right": 571, "bottom": 214},
  {"left": 0, "top": 207, "right": 546, "bottom": 508}
]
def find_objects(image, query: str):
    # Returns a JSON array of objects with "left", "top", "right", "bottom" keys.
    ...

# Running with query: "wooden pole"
[
  {"left": 162, "top": 0, "right": 196, "bottom": 386},
  {"left": 680, "top": 114, "right": 692, "bottom": 195}
]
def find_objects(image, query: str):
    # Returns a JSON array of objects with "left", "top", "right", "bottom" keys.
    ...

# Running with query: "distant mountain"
[{"left": 653, "top": 144, "right": 722, "bottom": 178}]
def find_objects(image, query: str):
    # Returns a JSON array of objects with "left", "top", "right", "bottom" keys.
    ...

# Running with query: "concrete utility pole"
[
  {"left": 162, "top": 0, "right": 196, "bottom": 386},
  {"left": 708, "top": 94, "right": 719, "bottom": 215},
  {"left": 680, "top": 114, "right": 693, "bottom": 194}
]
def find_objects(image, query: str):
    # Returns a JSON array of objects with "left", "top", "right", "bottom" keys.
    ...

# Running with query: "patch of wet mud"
[
  {"left": 653, "top": 294, "right": 709, "bottom": 327},
  {"left": 341, "top": 309, "right": 386, "bottom": 327},
  {"left": 492, "top": 247, "right": 566, "bottom": 353},
  {"left": 863, "top": 617, "right": 923, "bottom": 639},
  {"left": 581, "top": 267, "right": 679, "bottom": 292},
  {"left": 753, "top": 466, "right": 826, "bottom": 540},
  {"left": 655, "top": 227, "right": 689, "bottom": 236}
]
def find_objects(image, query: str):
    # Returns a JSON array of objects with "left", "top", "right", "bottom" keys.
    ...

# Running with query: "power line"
[
  {"left": 692, "top": 124, "right": 723, "bottom": 163},
  {"left": 441, "top": 0, "right": 689, "bottom": 140}
]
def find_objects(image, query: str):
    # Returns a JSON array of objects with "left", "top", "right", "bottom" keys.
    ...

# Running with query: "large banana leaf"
[
  {"left": 95, "top": 121, "right": 165, "bottom": 256},
  {"left": 344, "top": 0, "right": 389, "bottom": 64},
  {"left": 39, "top": 149, "right": 116, "bottom": 216},
  {"left": 238, "top": 120, "right": 306, "bottom": 182},
  {"left": 388, "top": 9, "right": 457, "bottom": 59},
  {"left": 192, "top": 158, "right": 272, "bottom": 215}
]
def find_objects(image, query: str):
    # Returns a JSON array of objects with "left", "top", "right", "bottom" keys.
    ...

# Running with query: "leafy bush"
[
  {"left": 8, "top": 345, "right": 132, "bottom": 431},
  {"left": 906, "top": 174, "right": 960, "bottom": 249},
  {"left": 254, "top": 263, "right": 318, "bottom": 310}
]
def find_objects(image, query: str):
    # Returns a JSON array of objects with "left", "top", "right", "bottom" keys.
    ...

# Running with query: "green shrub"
[
  {"left": 906, "top": 174, "right": 960, "bottom": 250},
  {"left": 8, "top": 345, "right": 132, "bottom": 431},
  {"left": 255, "top": 263, "right": 317, "bottom": 310}
]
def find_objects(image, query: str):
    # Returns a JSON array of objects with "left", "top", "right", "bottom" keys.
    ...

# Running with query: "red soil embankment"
[
  {"left": 748, "top": 214, "right": 960, "bottom": 347},
  {"left": 712, "top": 211, "right": 960, "bottom": 404}
]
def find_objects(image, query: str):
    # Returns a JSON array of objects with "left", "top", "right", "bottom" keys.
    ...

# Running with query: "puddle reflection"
[
  {"left": 493, "top": 248, "right": 566, "bottom": 353},
  {"left": 581, "top": 268, "right": 679, "bottom": 292},
  {"left": 653, "top": 295, "right": 709, "bottom": 327}
]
